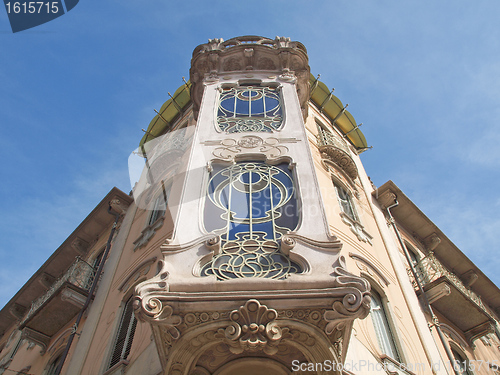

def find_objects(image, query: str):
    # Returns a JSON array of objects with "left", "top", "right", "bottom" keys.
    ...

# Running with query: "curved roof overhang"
[
  {"left": 139, "top": 81, "right": 192, "bottom": 150},
  {"left": 138, "top": 74, "right": 369, "bottom": 152},
  {"left": 309, "top": 74, "right": 368, "bottom": 151}
]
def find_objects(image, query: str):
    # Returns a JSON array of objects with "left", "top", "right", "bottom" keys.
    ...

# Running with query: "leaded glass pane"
[
  {"left": 202, "top": 162, "right": 301, "bottom": 279},
  {"left": 217, "top": 86, "right": 283, "bottom": 133}
]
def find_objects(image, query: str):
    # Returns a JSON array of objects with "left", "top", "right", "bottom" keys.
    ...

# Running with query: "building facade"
[{"left": 1, "top": 36, "right": 499, "bottom": 375}]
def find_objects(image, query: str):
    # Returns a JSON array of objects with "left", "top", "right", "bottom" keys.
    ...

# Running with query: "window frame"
[
  {"left": 369, "top": 289, "right": 402, "bottom": 363},
  {"left": 107, "top": 296, "right": 138, "bottom": 370},
  {"left": 44, "top": 352, "right": 63, "bottom": 375},
  {"left": 451, "top": 346, "right": 474, "bottom": 375},
  {"left": 216, "top": 82, "right": 284, "bottom": 133},
  {"left": 147, "top": 193, "right": 167, "bottom": 227},
  {"left": 333, "top": 181, "right": 358, "bottom": 222}
]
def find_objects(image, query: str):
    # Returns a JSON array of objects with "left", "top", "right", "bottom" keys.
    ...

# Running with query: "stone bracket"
[{"left": 21, "top": 327, "right": 51, "bottom": 354}]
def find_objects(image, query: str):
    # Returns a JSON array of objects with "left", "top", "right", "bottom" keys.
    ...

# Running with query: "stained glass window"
[
  {"left": 202, "top": 162, "right": 301, "bottom": 280},
  {"left": 217, "top": 86, "right": 283, "bottom": 133}
]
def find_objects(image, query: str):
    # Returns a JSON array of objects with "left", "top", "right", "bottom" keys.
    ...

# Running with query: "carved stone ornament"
[
  {"left": 133, "top": 297, "right": 182, "bottom": 341},
  {"left": 324, "top": 258, "right": 371, "bottom": 341},
  {"left": 340, "top": 212, "right": 373, "bottom": 245},
  {"left": 21, "top": 327, "right": 51, "bottom": 354},
  {"left": 110, "top": 197, "right": 130, "bottom": 214},
  {"left": 203, "top": 136, "right": 298, "bottom": 161},
  {"left": 224, "top": 299, "right": 282, "bottom": 355},
  {"left": 133, "top": 217, "right": 164, "bottom": 250},
  {"left": 374, "top": 189, "right": 397, "bottom": 210},
  {"left": 319, "top": 146, "right": 358, "bottom": 180},
  {"left": 190, "top": 36, "right": 310, "bottom": 119}
]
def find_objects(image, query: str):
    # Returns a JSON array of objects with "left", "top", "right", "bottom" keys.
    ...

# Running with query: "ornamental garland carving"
[
  {"left": 203, "top": 136, "right": 298, "bottom": 161},
  {"left": 320, "top": 148, "right": 358, "bottom": 180}
]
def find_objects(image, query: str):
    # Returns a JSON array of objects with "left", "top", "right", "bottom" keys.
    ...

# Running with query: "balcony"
[
  {"left": 20, "top": 258, "right": 96, "bottom": 339},
  {"left": 408, "top": 253, "right": 495, "bottom": 342},
  {"left": 317, "top": 131, "right": 358, "bottom": 180}
]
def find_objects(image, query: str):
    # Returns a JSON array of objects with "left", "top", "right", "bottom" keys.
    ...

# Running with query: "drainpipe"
[
  {"left": 385, "top": 200, "right": 459, "bottom": 375},
  {"left": 53, "top": 205, "right": 122, "bottom": 375}
]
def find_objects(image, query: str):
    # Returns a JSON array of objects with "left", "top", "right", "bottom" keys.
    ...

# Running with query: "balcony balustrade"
[
  {"left": 20, "top": 258, "right": 96, "bottom": 339},
  {"left": 316, "top": 131, "right": 358, "bottom": 180},
  {"left": 407, "top": 253, "right": 496, "bottom": 342}
]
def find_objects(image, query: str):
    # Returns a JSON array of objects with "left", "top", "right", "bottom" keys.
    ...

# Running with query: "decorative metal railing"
[
  {"left": 407, "top": 253, "right": 493, "bottom": 317},
  {"left": 316, "top": 130, "right": 358, "bottom": 180},
  {"left": 20, "top": 258, "right": 96, "bottom": 327},
  {"left": 317, "top": 130, "right": 350, "bottom": 154}
]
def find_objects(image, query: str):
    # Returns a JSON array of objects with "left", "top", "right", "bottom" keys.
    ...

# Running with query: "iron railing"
[
  {"left": 407, "top": 253, "right": 493, "bottom": 317},
  {"left": 317, "top": 129, "right": 350, "bottom": 153},
  {"left": 20, "top": 258, "right": 96, "bottom": 327}
]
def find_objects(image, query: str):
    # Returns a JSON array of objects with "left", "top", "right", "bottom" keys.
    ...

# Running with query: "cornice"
[{"left": 189, "top": 36, "right": 310, "bottom": 119}]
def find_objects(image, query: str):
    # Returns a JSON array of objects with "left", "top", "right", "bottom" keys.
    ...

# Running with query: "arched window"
[
  {"left": 45, "top": 353, "right": 62, "bottom": 375},
  {"left": 451, "top": 347, "right": 474, "bottom": 375},
  {"left": 217, "top": 85, "right": 283, "bottom": 133},
  {"left": 108, "top": 297, "right": 137, "bottom": 369},
  {"left": 370, "top": 290, "right": 401, "bottom": 362},
  {"left": 201, "top": 161, "right": 301, "bottom": 279}
]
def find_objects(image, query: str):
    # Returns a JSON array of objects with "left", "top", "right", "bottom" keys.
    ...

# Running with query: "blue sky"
[{"left": 1, "top": 1, "right": 499, "bottom": 309}]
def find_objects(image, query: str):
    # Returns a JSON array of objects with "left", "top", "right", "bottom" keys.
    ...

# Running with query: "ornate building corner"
[
  {"left": 224, "top": 299, "right": 282, "bottom": 355},
  {"left": 190, "top": 36, "right": 310, "bottom": 120}
]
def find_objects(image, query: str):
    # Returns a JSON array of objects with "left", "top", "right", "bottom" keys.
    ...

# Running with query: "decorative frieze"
[{"left": 202, "top": 136, "right": 298, "bottom": 161}]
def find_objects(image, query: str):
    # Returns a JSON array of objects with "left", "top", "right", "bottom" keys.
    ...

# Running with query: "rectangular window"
[
  {"left": 148, "top": 195, "right": 166, "bottom": 225},
  {"left": 371, "top": 291, "right": 401, "bottom": 362},
  {"left": 108, "top": 298, "right": 137, "bottom": 369},
  {"left": 334, "top": 183, "right": 357, "bottom": 221}
]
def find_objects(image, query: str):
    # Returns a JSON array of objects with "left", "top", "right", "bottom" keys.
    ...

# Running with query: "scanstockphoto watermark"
[
  {"left": 3, "top": 0, "right": 79, "bottom": 33},
  {"left": 291, "top": 360, "right": 436, "bottom": 373}
]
